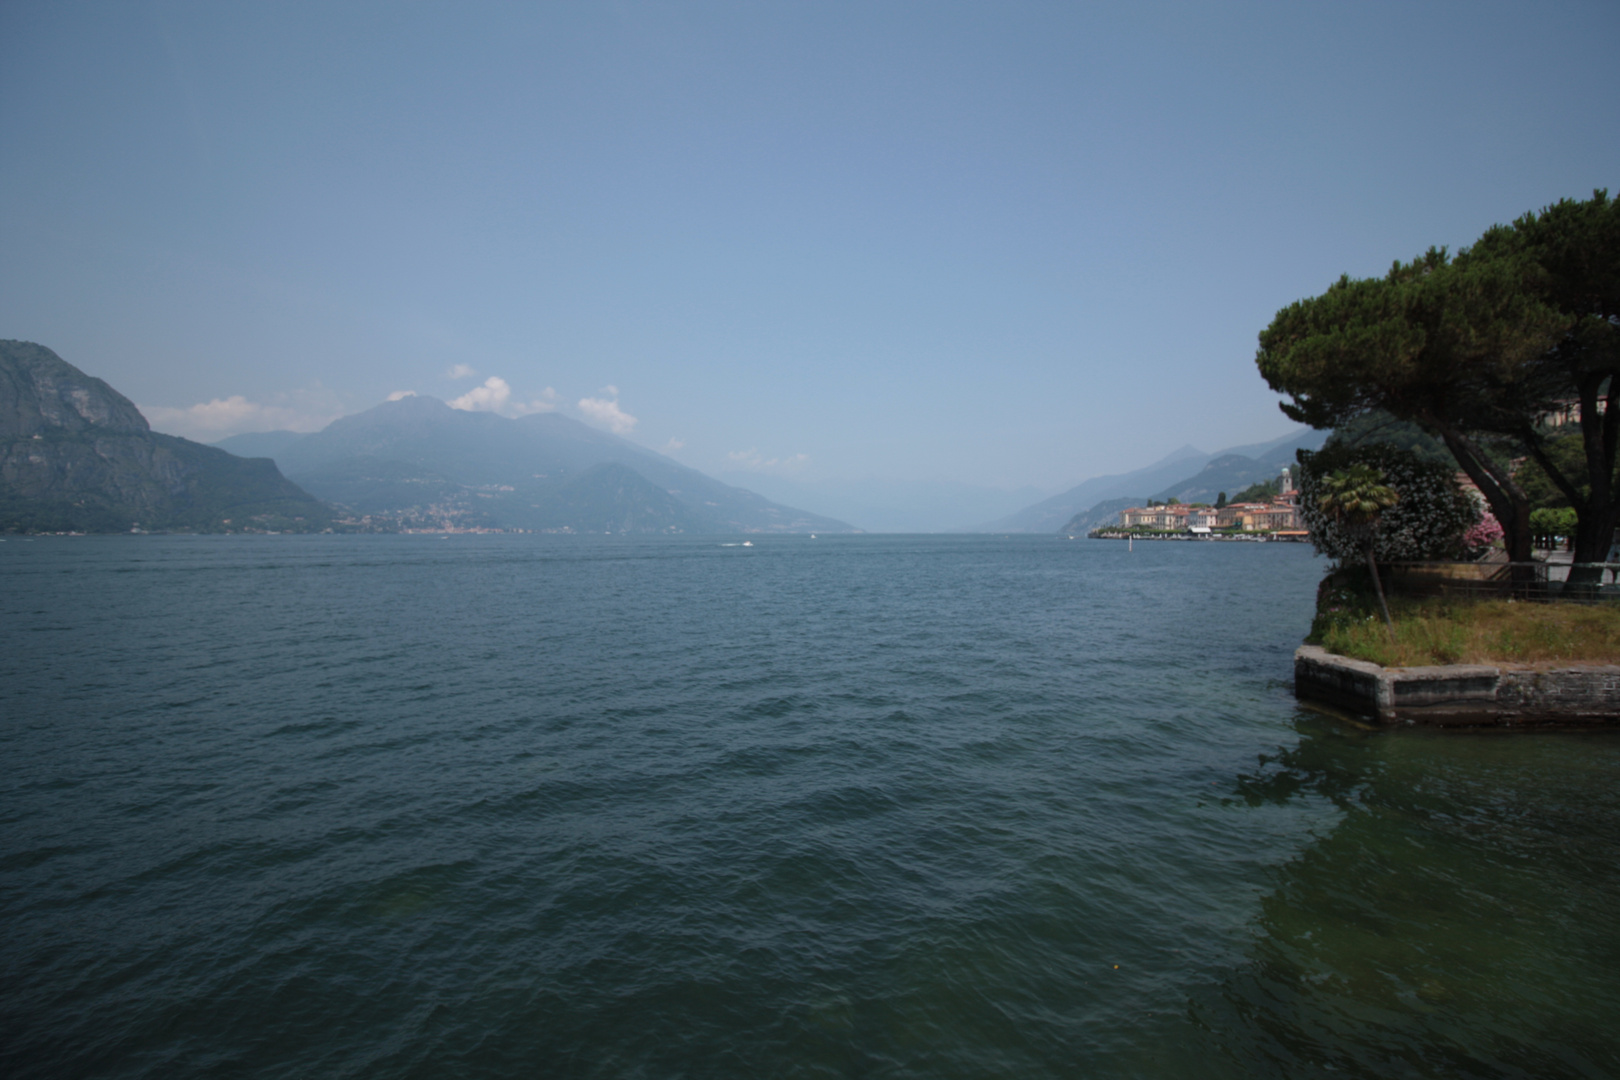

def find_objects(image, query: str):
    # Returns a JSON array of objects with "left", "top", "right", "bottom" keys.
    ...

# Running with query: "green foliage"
[
  {"left": 1307, "top": 573, "right": 1381, "bottom": 645},
  {"left": 1515, "top": 432, "right": 1589, "bottom": 510},
  {"left": 1462, "top": 191, "right": 1620, "bottom": 382},
  {"left": 0, "top": 436, "right": 333, "bottom": 534},
  {"left": 1459, "top": 192, "right": 1620, "bottom": 563},
  {"left": 148, "top": 436, "right": 334, "bottom": 531},
  {"left": 1214, "top": 492, "right": 1227, "bottom": 508},
  {"left": 1297, "top": 443, "right": 1479, "bottom": 562},
  {"left": 1317, "top": 465, "right": 1399, "bottom": 528},
  {"left": 1254, "top": 192, "right": 1620, "bottom": 563},
  {"left": 1256, "top": 248, "right": 1566, "bottom": 434},
  {"left": 0, "top": 495, "right": 135, "bottom": 534},
  {"left": 1325, "top": 410, "right": 1454, "bottom": 465},
  {"left": 1529, "top": 506, "right": 1579, "bottom": 545},
  {"left": 1314, "top": 464, "right": 1403, "bottom": 633},
  {"left": 1230, "top": 478, "right": 1279, "bottom": 503}
]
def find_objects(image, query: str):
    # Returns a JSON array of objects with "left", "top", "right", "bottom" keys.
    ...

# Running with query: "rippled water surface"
[{"left": 2, "top": 534, "right": 1617, "bottom": 1078}]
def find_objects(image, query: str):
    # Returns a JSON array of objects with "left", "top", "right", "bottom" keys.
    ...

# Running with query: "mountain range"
[
  {"left": 216, "top": 394, "right": 856, "bottom": 534},
  {"left": 978, "top": 427, "right": 1328, "bottom": 534},
  {"left": 1, "top": 340, "right": 330, "bottom": 532},
  {"left": 1, "top": 341, "right": 852, "bottom": 535},
  {"left": 3, "top": 337, "right": 1333, "bottom": 537}
]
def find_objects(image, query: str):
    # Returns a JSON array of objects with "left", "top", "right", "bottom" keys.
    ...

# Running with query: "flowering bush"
[
  {"left": 1460, "top": 512, "right": 1504, "bottom": 559},
  {"left": 1297, "top": 443, "right": 1479, "bottom": 563}
]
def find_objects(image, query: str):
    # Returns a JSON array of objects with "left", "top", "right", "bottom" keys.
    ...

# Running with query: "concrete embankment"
[{"left": 1294, "top": 645, "right": 1620, "bottom": 727}]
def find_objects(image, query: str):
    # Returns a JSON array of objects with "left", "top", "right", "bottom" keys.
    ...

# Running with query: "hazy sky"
[{"left": 3, "top": 1, "right": 1616, "bottom": 493}]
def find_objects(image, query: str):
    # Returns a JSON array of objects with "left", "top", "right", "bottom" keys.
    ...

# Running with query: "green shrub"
[{"left": 1297, "top": 443, "right": 1479, "bottom": 563}]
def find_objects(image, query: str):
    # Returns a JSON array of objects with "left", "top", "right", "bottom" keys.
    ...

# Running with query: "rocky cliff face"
[
  {"left": 1, "top": 340, "right": 331, "bottom": 532},
  {"left": 0, "top": 340, "right": 152, "bottom": 438}
]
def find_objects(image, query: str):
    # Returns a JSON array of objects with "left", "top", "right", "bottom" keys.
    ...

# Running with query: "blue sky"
[{"left": 3, "top": 1, "right": 1616, "bottom": 508}]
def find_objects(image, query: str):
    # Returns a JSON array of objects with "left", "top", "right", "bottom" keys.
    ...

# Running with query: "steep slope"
[
  {"left": 1, "top": 341, "right": 330, "bottom": 532},
  {"left": 261, "top": 396, "right": 854, "bottom": 533},
  {"left": 285, "top": 455, "right": 497, "bottom": 531},
  {"left": 975, "top": 445, "right": 1210, "bottom": 533},
  {"left": 212, "top": 429, "right": 306, "bottom": 460},
  {"left": 1058, "top": 497, "right": 1140, "bottom": 537},
  {"left": 531, "top": 462, "right": 724, "bottom": 534},
  {"left": 988, "top": 428, "right": 1329, "bottom": 534},
  {"left": 1148, "top": 430, "right": 1327, "bottom": 504}
]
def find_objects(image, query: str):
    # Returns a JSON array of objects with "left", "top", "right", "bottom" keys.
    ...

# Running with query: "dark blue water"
[{"left": 2, "top": 535, "right": 1617, "bottom": 1078}]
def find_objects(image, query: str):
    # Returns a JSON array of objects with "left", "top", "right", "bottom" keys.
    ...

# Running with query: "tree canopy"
[{"left": 1256, "top": 191, "right": 1619, "bottom": 572}]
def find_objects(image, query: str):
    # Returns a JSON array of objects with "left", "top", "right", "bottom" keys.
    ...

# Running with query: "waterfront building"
[
  {"left": 1237, "top": 504, "right": 1299, "bottom": 531},
  {"left": 1111, "top": 466, "right": 1302, "bottom": 533},
  {"left": 1215, "top": 502, "right": 1271, "bottom": 528},
  {"left": 1119, "top": 505, "right": 1191, "bottom": 528}
]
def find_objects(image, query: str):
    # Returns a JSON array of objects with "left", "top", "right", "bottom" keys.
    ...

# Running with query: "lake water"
[{"left": 2, "top": 534, "right": 1617, "bottom": 1078}]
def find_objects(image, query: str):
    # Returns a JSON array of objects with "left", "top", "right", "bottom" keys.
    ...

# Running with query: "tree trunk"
[
  {"left": 1365, "top": 541, "right": 1395, "bottom": 641},
  {"left": 1569, "top": 374, "right": 1619, "bottom": 584},
  {"left": 1429, "top": 419, "right": 1536, "bottom": 578},
  {"left": 1568, "top": 505, "right": 1617, "bottom": 592}
]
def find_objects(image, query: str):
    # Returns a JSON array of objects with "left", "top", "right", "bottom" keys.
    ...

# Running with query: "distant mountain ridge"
[
  {"left": 220, "top": 395, "right": 856, "bottom": 534},
  {"left": 716, "top": 473, "right": 1049, "bottom": 534},
  {"left": 1148, "top": 434, "right": 1318, "bottom": 505},
  {"left": 975, "top": 445, "right": 1208, "bottom": 533},
  {"left": 0, "top": 340, "right": 329, "bottom": 532},
  {"left": 980, "top": 428, "right": 1327, "bottom": 534},
  {"left": 210, "top": 429, "right": 305, "bottom": 460},
  {"left": 1056, "top": 497, "right": 1140, "bottom": 538}
]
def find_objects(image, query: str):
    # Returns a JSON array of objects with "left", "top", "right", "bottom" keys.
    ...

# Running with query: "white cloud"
[
  {"left": 727, "top": 448, "right": 810, "bottom": 473},
  {"left": 664, "top": 437, "right": 686, "bottom": 452},
  {"left": 448, "top": 376, "right": 512, "bottom": 412},
  {"left": 449, "top": 376, "right": 557, "bottom": 417},
  {"left": 386, "top": 390, "right": 416, "bottom": 401},
  {"left": 141, "top": 388, "right": 345, "bottom": 441},
  {"left": 578, "top": 394, "right": 638, "bottom": 434},
  {"left": 447, "top": 363, "right": 477, "bottom": 379}
]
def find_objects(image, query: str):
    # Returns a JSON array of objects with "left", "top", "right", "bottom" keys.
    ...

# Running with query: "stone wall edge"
[{"left": 1292, "top": 646, "right": 1620, "bottom": 727}]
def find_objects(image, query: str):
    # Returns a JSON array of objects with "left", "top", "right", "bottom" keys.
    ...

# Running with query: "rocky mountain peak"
[
  {"left": 2, "top": 341, "right": 331, "bottom": 533},
  {"left": 0, "top": 339, "right": 151, "bottom": 438}
]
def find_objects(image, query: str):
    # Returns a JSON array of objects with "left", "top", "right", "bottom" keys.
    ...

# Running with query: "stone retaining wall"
[{"left": 1294, "top": 645, "right": 1620, "bottom": 727}]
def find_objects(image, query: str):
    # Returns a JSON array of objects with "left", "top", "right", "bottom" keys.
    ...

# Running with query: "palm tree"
[{"left": 1319, "top": 465, "right": 1400, "bottom": 638}]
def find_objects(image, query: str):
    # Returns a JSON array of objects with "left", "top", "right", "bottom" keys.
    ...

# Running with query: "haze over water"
[{"left": 3, "top": 535, "right": 1617, "bottom": 1078}]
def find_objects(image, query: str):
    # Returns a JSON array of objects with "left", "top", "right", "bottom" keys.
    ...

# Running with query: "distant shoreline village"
[{"left": 1085, "top": 466, "right": 1310, "bottom": 541}]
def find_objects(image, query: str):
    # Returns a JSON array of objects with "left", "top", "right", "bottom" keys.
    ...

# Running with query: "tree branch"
[
  {"left": 1521, "top": 426, "right": 1588, "bottom": 513},
  {"left": 1425, "top": 414, "right": 1534, "bottom": 562}
]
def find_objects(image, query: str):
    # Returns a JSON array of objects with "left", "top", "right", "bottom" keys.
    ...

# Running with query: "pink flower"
[{"left": 1462, "top": 513, "right": 1503, "bottom": 550}]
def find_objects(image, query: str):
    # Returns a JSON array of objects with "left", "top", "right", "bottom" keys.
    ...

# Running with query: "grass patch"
[{"left": 1313, "top": 595, "right": 1620, "bottom": 667}]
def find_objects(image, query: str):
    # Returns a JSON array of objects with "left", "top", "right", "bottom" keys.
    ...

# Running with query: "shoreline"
[
  {"left": 1082, "top": 530, "right": 1310, "bottom": 542},
  {"left": 1294, "top": 644, "right": 1620, "bottom": 727}
]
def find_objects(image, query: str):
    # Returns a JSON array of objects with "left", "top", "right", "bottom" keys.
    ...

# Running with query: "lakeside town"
[{"left": 1088, "top": 466, "right": 1310, "bottom": 540}]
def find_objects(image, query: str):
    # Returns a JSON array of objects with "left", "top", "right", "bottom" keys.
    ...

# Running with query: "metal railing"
[{"left": 1383, "top": 560, "right": 1620, "bottom": 602}]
